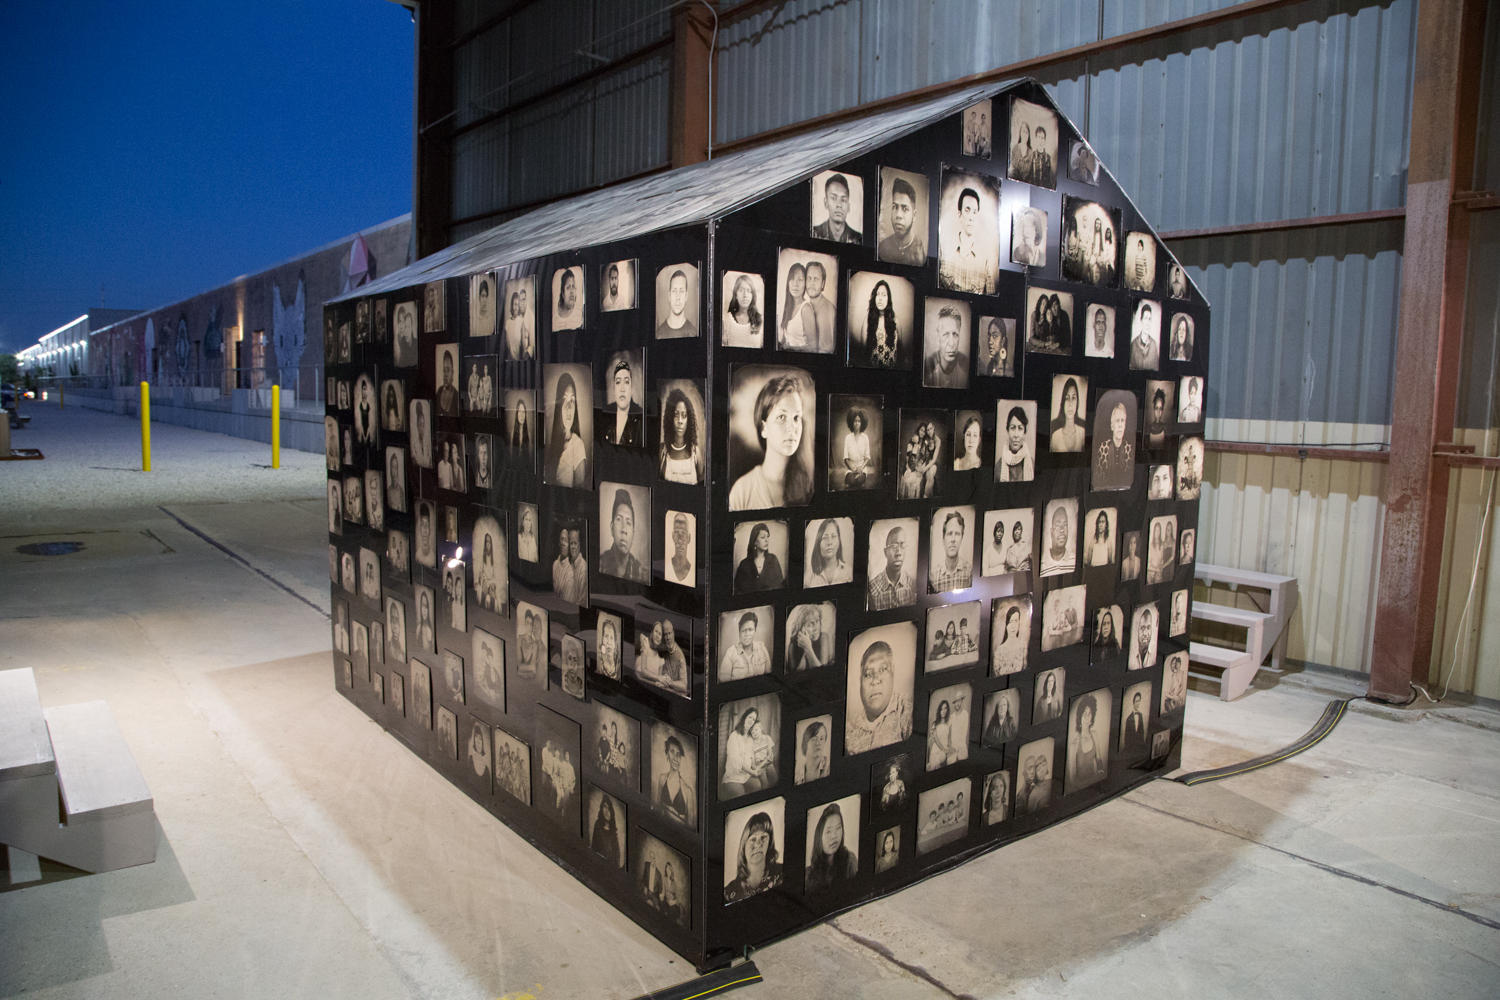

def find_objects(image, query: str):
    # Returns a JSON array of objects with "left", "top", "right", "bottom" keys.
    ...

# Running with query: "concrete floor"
[{"left": 2, "top": 404, "right": 1498, "bottom": 999}]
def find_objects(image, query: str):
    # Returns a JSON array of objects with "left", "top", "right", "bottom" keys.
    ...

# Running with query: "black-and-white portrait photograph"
[
  {"left": 1011, "top": 206, "right": 1048, "bottom": 267},
  {"left": 469, "top": 273, "right": 496, "bottom": 338},
  {"left": 658, "top": 378, "right": 706, "bottom": 485},
  {"left": 925, "top": 681, "right": 972, "bottom": 771},
  {"left": 1177, "top": 436, "right": 1204, "bottom": 500},
  {"left": 1041, "top": 584, "right": 1087, "bottom": 651},
  {"left": 385, "top": 529, "right": 410, "bottom": 581},
  {"left": 638, "top": 832, "right": 691, "bottom": 927},
  {"left": 1168, "top": 261, "right": 1190, "bottom": 298},
  {"left": 654, "top": 263, "right": 700, "bottom": 339},
  {"left": 1082, "top": 303, "right": 1116, "bottom": 359},
  {"left": 384, "top": 596, "right": 407, "bottom": 664},
  {"left": 469, "top": 626, "right": 504, "bottom": 712},
  {"left": 433, "top": 343, "right": 461, "bottom": 417},
  {"left": 463, "top": 716, "right": 489, "bottom": 787},
  {"left": 471, "top": 433, "right": 493, "bottom": 491},
  {"left": 392, "top": 671, "right": 407, "bottom": 718},
  {"left": 589, "top": 702, "right": 639, "bottom": 789},
  {"left": 1149, "top": 462, "right": 1175, "bottom": 500},
  {"left": 503, "top": 388, "right": 535, "bottom": 458},
  {"left": 803, "top": 516, "right": 854, "bottom": 589},
  {"left": 338, "top": 551, "right": 355, "bottom": 594},
  {"left": 494, "top": 727, "right": 531, "bottom": 805},
  {"left": 1119, "top": 680, "right": 1152, "bottom": 758},
  {"left": 1092, "top": 389, "right": 1138, "bottom": 492},
  {"left": 995, "top": 399, "right": 1037, "bottom": 483},
  {"left": 414, "top": 500, "right": 437, "bottom": 569},
  {"left": 633, "top": 613, "right": 691, "bottom": 700},
  {"left": 422, "top": 280, "right": 446, "bottom": 334},
  {"left": 381, "top": 449, "right": 406, "bottom": 517},
  {"left": 1170, "top": 588, "right": 1189, "bottom": 636},
  {"left": 982, "top": 769, "right": 1011, "bottom": 826},
  {"left": 1093, "top": 604, "right": 1124, "bottom": 658},
  {"left": 785, "top": 602, "right": 835, "bottom": 673},
  {"left": 471, "top": 513, "right": 506, "bottom": 612},
  {"left": 872, "top": 752, "right": 914, "bottom": 816},
  {"left": 537, "top": 708, "right": 582, "bottom": 834},
  {"left": 866, "top": 517, "right": 919, "bottom": 611},
  {"left": 925, "top": 601, "right": 982, "bottom": 673},
  {"left": 465, "top": 356, "right": 497, "bottom": 418},
  {"left": 413, "top": 584, "right": 437, "bottom": 655},
  {"left": 1168, "top": 313, "right": 1195, "bottom": 362},
  {"left": 1178, "top": 375, "right": 1204, "bottom": 424},
  {"left": 351, "top": 622, "right": 367, "bottom": 676},
  {"left": 502, "top": 275, "right": 537, "bottom": 359},
  {"left": 441, "top": 650, "right": 465, "bottom": 704},
  {"left": 1066, "top": 688, "right": 1112, "bottom": 794},
  {"left": 355, "top": 299, "right": 371, "bottom": 343},
  {"left": 1123, "top": 232, "right": 1158, "bottom": 292},
  {"left": 326, "top": 481, "right": 343, "bottom": 536},
  {"left": 600, "top": 259, "right": 637, "bottom": 313},
  {"left": 551, "top": 265, "right": 585, "bottom": 332},
  {"left": 1145, "top": 379, "right": 1175, "bottom": 448},
  {"left": 597, "top": 482, "right": 649, "bottom": 585},
  {"left": 982, "top": 688, "right": 1021, "bottom": 748},
  {"left": 732, "top": 519, "right": 789, "bottom": 595},
  {"left": 977, "top": 316, "right": 1016, "bottom": 377},
  {"left": 876, "top": 166, "right": 930, "bottom": 267},
  {"left": 436, "top": 706, "right": 457, "bottom": 760},
  {"left": 1129, "top": 602, "right": 1159, "bottom": 671},
  {"left": 1039, "top": 496, "right": 1079, "bottom": 578},
  {"left": 337, "top": 380, "right": 351, "bottom": 413},
  {"left": 437, "top": 433, "right": 467, "bottom": 492},
  {"left": 1026, "top": 286, "right": 1074, "bottom": 356},
  {"left": 718, "top": 606, "right": 773, "bottom": 682},
  {"left": 328, "top": 544, "right": 339, "bottom": 585},
  {"left": 409, "top": 659, "right": 432, "bottom": 729},
  {"left": 810, "top": 169, "right": 864, "bottom": 245},
  {"left": 874, "top": 825, "right": 901, "bottom": 873},
  {"left": 665, "top": 510, "right": 697, "bottom": 589},
  {"left": 921, "top": 297, "right": 972, "bottom": 389},
  {"left": 846, "top": 271, "right": 915, "bottom": 370},
  {"left": 897, "top": 409, "right": 948, "bottom": 500},
  {"left": 793, "top": 715, "right": 833, "bottom": 785},
  {"left": 597, "top": 349, "right": 644, "bottom": 448},
  {"left": 365, "top": 470, "right": 385, "bottom": 529},
  {"left": 721, "top": 270, "right": 766, "bottom": 348},
  {"left": 844, "top": 621, "right": 917, "bottom": 755},
  {"left": 408, "top": 398, "right": 433, "bottom": 469},
  {"left": 1008, "top": 96, "right": 1058, "bottom": 188},
  {"left": 1068, "top": 139, "right": 1101, "bottom": 184},
  {"left": 774, "top": 249, "right": 839, "bottom": 353},
  {"left": 718, "top": 693, "right": 782, "bottom": 800},
  {"left": 515, "top": 601, "right": 547, "bottom": 682},
  {"left": 594, "top": 610, "right": 623, "bottom": 681},
  {"left": 828, "top": 395, "right": 882, "bottom": 491},
  {"left": 804, "top": 793, "right": 861, "bottom": 894},
  {"left": 1180, "top": 528, "right": 1197, "bottom": 571},
  {"left": 1128, "top": 299, "right": 1162, "bottom": 371},
  {"left": 516, "top": 502, "right": 539, "bottom": 563},
  {"left": 1048, "top": 374, "right": 1089, "bottom": 453},
  {"left": 352, "top": 374, "right": 377, "bottom": 446},
  {"left": 916, "top": 776, "right": 970, "bottom": 855},
  {"left": 368, "top": 668, "right": 382, "bottom": 702},
  {"left": 722, "top": 797, "right": 785, "bottom": 904},
  {"left": 1033, "top": 668, "right": 1066, "bottom": 729},
  {"left": 548, "top": 517, "right": 588, "bottom": 607},
  {"left": 1147, "top": 514, "right": 1179, "bottom": 585},
  {"left": 996, "top": 593, "right": 1032, "bottom": 680},
  {"left": 585, "top": 785, "right": 627, "bottom": 868},
  {"left": 982, "top": 507, "right": 1033, "bottom": 577},
  {"left": 342, "top": 475, "right": 364, "bottom": 527},
  {"left": 954, "top": 410, "right": 985, "bottom": 472},
  {"left": 392, "top": 301, "right": 418, "bottom": 367},
  {"left": 359, "top": 546, "right": 380, "bottom": 602},
  {"left": 937, "top": 167, "right": 1000, "bottom": 294},
  {"left": 928, "top": 505, "right": 976, "bottom": 594},
  {"left": 727, "top": 365, "right": 814, "bottom": 510},
  {"left": 649, "top": 720, "right": 698, "bottom": 829},
  {"left": 1162, "top": 651, "right": 1189, "bottom": 714},
  {"left": 374, "top": 298, "right": 389, "bottom": 343},
  {"left": 324, "top": 417, "right": 340, "bottom": 472},
  {"left": 542, "top": 363, "right": 593, "bottom": 488},
  {"left": 962, "top": 98, "right": 992, "bottom": 158},
  {"left": 1061, "top": 198, "right": 1120, "bottom": 286}
]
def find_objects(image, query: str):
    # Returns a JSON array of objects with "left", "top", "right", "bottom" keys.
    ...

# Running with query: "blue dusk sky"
[{"left": 0, "top": 1, "right": 415, "bottom": 355}]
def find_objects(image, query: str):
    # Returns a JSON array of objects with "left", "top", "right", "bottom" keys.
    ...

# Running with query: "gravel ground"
[{"left": 1, "top": 401, "right": 325, "bottom": 514}]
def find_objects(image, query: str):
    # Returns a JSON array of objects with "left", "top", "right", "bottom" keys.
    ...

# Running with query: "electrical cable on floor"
[
  {"left": 628, "top": 959, "right": 763, "bottom": 1000},
  {"left": 1169, "top": 697, "right": 1353, "bottom": 786}
]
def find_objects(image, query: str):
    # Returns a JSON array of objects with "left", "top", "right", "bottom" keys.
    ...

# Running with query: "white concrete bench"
[{"left": 0, "top": 669, "right": 156, "bottom": 875}]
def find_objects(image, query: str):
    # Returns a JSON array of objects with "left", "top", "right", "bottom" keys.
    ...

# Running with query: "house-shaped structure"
[{"left": 324, "top": 78, "right": 1209, "bottom": 970}]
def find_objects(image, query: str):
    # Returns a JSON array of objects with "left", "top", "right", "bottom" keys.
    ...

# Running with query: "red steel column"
[{"left": 670, "top": 2, "right": 715, "bottom": 168}]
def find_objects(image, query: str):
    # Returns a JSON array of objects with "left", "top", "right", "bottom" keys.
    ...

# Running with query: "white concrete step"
[
  {"left": 0, "top": 667, "right": 55, "bottom": 781},
  {"left": 1189, "top": 641, "right": 1258, "bottom": 702},
  {"left": 1192, "top": 602, "right": 1272, "bottom": 631}
]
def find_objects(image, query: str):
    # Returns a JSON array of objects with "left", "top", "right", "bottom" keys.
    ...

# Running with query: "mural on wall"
[{"left": 274, "top": 271, "right": 307, "bottom": 388}]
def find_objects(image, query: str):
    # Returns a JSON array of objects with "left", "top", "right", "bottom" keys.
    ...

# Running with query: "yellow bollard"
[
  {"left": 271, "top": 385, "right": 281, "bottom": 469},
  {"left": 140, "top": 381, "right": 152, "bottom": 472}
]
